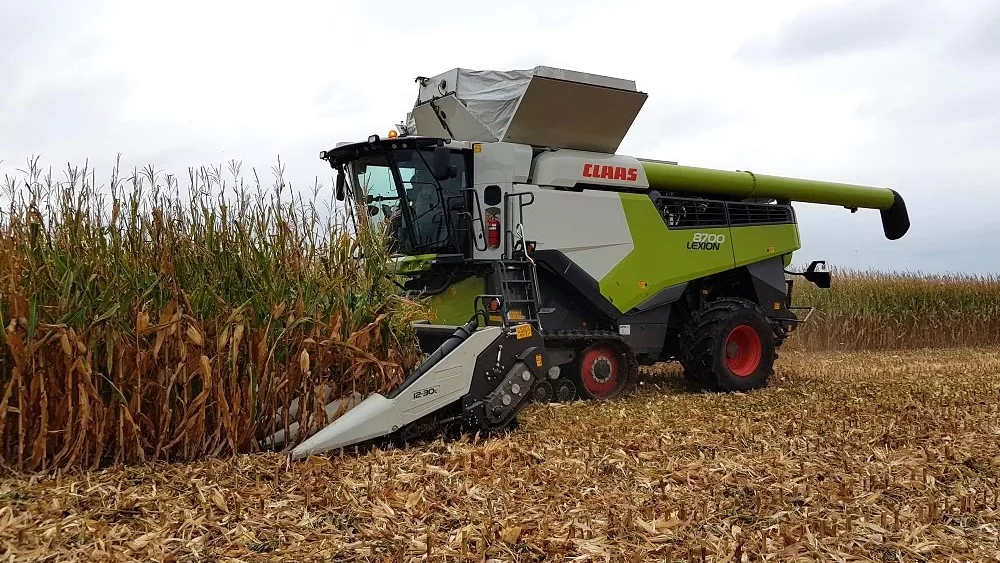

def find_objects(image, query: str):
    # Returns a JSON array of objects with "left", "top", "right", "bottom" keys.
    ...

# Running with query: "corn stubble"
[
  {"left": 0, "top": 157, "right": 424, "bottom": 472},
  {"left": 2, "top": 348, "right": 999, "bottom": 561}
]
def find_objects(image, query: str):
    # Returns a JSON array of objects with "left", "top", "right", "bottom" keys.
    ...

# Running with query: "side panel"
[
  {"left": 390, "top": 254, "right": 438, "bottom": 275},
  {"left": 520, "top": 187, "right": 634, "bottom": 282},
  {"left": 411, "top": 95, "right": 497, "bottom": 142},
  {"left": 729, "top": 224, "right": 801, "bottom": 268},
  {"left": 745, "top": 256, "right": 796, "bottom": 319},
  {"left": 600, "top": 194, "right": 736, "bottom": 313},
  {"left": 531, "top": 150, "right": 650, "bottom": 189},
  {"left": 471, "top": 142, "right": 533, "bottom": 261},
  {"left": 425, "top": 275, "right": 486, "bottom": 325},
  {"left": 394, "top": 327, "right": 503, "bottom": 421}
]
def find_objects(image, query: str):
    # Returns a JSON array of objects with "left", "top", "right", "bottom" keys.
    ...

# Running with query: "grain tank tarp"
[{"left": 408, "top": 67, "right": 648, "bottom": 153}]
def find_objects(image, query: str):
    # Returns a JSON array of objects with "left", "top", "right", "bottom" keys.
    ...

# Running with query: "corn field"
[
  {"left": 0, "top": 157, "right": 424, "bottom": 472},
  {"left": 1, "top": 158, "right": 998, "bottom": 473},
  {"left": 788, "top": 270, "right": 1000, "bottom": 351}
]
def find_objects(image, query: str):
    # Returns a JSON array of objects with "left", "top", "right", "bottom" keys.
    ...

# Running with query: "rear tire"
[{"left": 679, "top": 298, "right": 775, "bottom": 392}]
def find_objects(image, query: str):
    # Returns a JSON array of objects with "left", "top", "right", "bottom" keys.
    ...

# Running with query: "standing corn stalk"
[{"left": 0, "top": 156, "right": 424, "bottom": 472}]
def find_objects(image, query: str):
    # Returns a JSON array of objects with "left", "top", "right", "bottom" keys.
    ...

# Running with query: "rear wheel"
[{"left": 679, "top": 298, "right": 775, "bottom": 392}]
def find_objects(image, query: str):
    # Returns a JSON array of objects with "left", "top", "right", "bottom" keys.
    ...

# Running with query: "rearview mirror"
[
  {"left": 335, "top": 170, "right": 346, "bottom": 201},
  {"left": 803, "top": 260, "right": 831, "bottom": 289}
]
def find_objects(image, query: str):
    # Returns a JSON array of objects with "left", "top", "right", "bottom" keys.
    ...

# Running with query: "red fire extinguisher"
[{"left": 486, "top": 214, "right": 500, "bottom": 249}]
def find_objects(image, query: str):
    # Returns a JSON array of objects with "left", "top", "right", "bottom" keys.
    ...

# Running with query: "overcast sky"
[{"left": 2, "top": 0, "right": 998, "bottom": 274}]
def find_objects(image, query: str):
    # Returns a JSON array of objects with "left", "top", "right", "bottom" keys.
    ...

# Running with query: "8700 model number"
[{"left": 686, "top": 232, "right": 725, "bottom": 251}]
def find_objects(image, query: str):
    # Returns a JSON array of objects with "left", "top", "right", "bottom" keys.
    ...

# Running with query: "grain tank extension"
[{"left": 288, "top": 67, "right": 909, "bottom": 458}]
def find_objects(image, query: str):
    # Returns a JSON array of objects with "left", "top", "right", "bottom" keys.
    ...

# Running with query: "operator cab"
[{"left": 323, "top": 136, "right": 473, "bottom": 257}]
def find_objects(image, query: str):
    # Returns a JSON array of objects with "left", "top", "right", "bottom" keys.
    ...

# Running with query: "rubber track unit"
[
  {"left": 678, "top": 297, "right": 777, "bottom": 392},
  {"left": 543, "top": 329, "right": 638, "bottom": 400}
]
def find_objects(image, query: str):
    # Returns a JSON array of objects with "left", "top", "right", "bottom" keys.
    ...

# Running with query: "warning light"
[
  {"left": 488, "top": 298, "right": 501, "bottom": 312},
  {"left": 387, "top": 129, "right": 398, "bottom": 138}
]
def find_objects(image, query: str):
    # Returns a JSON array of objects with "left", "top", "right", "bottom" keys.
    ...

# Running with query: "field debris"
[{"left": 3, "top": 348, "right": 1000, "bottom": 561}]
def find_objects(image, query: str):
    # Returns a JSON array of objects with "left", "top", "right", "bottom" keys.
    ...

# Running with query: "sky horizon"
[{"left": 2, "top": 0, "right": 998, "bottom": 275}]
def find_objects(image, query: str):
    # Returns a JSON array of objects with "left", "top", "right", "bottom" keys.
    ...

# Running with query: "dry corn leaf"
[{"left": 500, "top": 525, "right": 522, "bottom": 544}]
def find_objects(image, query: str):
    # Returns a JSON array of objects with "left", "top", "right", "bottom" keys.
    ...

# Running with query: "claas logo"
[{"left": 582, "top": 163, "right": 638, "bottom": 182}]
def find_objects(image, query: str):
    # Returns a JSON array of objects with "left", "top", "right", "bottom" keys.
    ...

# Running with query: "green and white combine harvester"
[{"left": 287, "top": 67, "right": 910, "bottom": 459}]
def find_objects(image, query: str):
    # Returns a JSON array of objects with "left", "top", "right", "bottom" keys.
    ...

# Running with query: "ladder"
[{"left": 493, "top": 259, "right": 543, "bottom": 331}]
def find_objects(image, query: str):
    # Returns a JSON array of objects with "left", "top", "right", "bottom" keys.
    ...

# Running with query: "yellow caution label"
[
  {"left": 639, "top": 281, "right": 648, "bottom": 289},
  {"left": 508, "top": 309, "right": 525, "bottom": 321},
  {"left": 515, "top": 324, "right": 532, "bottom": 339},
  {"left": 535, "top": 353, "right": 543, "bottom": 367}
]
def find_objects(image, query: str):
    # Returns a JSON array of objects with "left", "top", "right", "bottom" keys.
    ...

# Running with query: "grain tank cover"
[{"left": 409, "top": 67, "right": 647, "bottom": 153}]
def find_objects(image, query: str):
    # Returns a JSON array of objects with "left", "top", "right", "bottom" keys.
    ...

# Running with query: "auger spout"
[{"left": 639, "top": 160, "right": 910, "bottom": 240}]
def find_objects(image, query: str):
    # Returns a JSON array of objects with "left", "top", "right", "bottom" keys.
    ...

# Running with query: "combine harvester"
[{"left": 287, "top": 67, "right": 909, "bottom": 459}]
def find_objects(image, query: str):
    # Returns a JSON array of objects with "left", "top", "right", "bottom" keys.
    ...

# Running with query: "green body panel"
[
  {"left": 390, "top": 254, "right": 438, "bottom": 275},
  {"left": 600, "top": 193, "right": 735, "bottom": 313},
  {"left": 599, "top": 194, "right": 802, "bottom": 313},
  {"left": 423, "top": 275, "right": 484, "bottom": 324},
  {"left": 639, "top": 161, "right": 895, "bottom": 210},
  {"left": 730, "top": 224, "right": 801, "bottom": 268}
]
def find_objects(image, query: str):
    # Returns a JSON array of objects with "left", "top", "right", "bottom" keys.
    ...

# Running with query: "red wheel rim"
[
  {"left": 580, "top": 345, "right": 619, "bottom": 398},
  {"left": 725, "top": 325, "right": 762, "bottom": 377}
]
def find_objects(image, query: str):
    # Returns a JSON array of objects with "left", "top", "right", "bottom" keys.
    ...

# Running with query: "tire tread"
[{"left": 678, "top": 298, "right": 775, "bottom": 391}]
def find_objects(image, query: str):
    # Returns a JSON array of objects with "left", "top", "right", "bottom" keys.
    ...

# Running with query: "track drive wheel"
[
  {"left": 573, "top": 340, "right": 633, "bottom": 400},
  {"left": 679, "top": 298, "right": 776, "bottom": 392}
]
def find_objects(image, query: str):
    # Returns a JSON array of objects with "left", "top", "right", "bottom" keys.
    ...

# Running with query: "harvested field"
[{"left": 3, "top": 348, "right": 999, "bottom": 562}]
